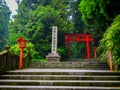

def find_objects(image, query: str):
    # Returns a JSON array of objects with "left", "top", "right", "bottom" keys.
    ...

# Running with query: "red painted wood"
[
  {"left": 94, "top": 47, "right": 97, "bottom": 59},
  {"left": 110, "top": 50, "right": 113, "bottom": 71},
  {"left": 17, "top": 38, "right": 27, "bottom": 69},
  {"left": 86, "top": 36, "right": 91, "bottom": 60},
  {"left": 20, "top": 48, "right": 23, "bottom": 69},
  {"left": 64, "top": 34, "right": 94, "bottom": 60}
]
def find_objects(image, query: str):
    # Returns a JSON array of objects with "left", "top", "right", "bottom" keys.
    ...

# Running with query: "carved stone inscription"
[
  {"left": 46, "top": 26, "right": 60, "bottom": 62},
  {"left": 52, "top": 26, "right": 57, "bottom": 53}
]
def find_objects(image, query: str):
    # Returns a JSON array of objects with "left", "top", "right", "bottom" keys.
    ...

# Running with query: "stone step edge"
[
  {"left": 0, "top": 80, "right": 120, "bottom": 83},
  {"left": 29, "top": 67, "right": 110, "bottom": 69},
  {"left": 6, "top": 71, "right": 120, "bottom": 74},
  {"left": 1, "top": 75, "right": 120, "bottom": 81},
  {"left": 0, "top": 85, "right": 120, "bottom": 90},
  {"left": 1, "top": 75, "right": 120, "bottom": 78},
  {"left": 29, "top": 66, "right": 108, "bottom": 67},
  {"left": 6, "top": 68, "right": 113, "bottom": 72}
]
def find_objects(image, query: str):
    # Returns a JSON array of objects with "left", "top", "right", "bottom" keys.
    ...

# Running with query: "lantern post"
[
  {"left": 94, "top": 47, "right": 97, "bottom": 59},
  {"left": 110, "top": 50, "right": 113, "bottom": 71},
  {"left": 17, "top": 37, "right": 27, "bottom": 69}
]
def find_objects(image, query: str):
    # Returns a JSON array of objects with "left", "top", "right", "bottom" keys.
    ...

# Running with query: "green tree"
[
  {"left": 26, "top": 5, "right": 73, "bottom": 58},
  {"left": 78, "top": 0, "right": 120, "bottom": 46},
  {"left": 99, "top": 14, "right": 120, "bottom": 70},
  {"left": 68, "top": 0, "right": 87, "bottom": 58},
  {"left": 69, "top": 0, "right": 84, "bottom": 33},
  {"left": 0, "top": 0, "right": 10, "bottom": 50},
  {"left": 9, "top": 0, "right": 73, "bottom": 59}
]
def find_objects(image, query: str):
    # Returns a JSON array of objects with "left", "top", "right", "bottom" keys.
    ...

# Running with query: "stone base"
[{"left": 46, "top": 53, "right": 60, "bottom": 62}]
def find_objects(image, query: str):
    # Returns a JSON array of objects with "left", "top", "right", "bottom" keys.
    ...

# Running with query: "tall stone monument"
[{"left": 46, "top": 26, "right": 60, "bottom": 62}]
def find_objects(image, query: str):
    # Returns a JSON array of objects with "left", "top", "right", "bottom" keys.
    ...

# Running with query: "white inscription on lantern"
[{"left": 52, "top": 26, "right": 57, "bottom": 53}]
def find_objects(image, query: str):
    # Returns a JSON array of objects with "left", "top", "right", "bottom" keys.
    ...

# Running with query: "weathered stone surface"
[
  {"left": 46, "top": 26, "right": 60, "bottom": 62},
  {"left": 46, "top": 53, "right": 60, "bottom": 62},
  {"left": 29, "top": 59, "right": 109, "bottom": 70},
  {"left": 0, "top": 68, "right": 120, "bottom": 90},
  {"left": 0, "top": 59, "right": 120, "bottom": 90}
]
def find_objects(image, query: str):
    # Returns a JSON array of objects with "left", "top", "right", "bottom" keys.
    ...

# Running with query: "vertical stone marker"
[
  {"left": 52, "top": 26, "right": 57, "bottom": 54},
  {"left": 46, "top": 26, "right": 60, "bottom": 62}
]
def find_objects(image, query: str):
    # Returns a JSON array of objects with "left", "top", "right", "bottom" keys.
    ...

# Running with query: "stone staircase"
[
  {"left": 29, "top": 59, "right": 109, "bottom": 70},
  {"left": 0, "top": 59, "right": 120, "bottom": 90}
]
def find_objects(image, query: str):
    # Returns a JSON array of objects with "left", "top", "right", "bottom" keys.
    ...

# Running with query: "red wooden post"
[
  {"left": 65, "top": 36, "right": 71, "bottom": 47},
  {"left": 110, "top": 50, "right": 113, "bottom": 71},
  {"left": 64, "top": 34, "right": 93, "bottom": 60},
  {"left": 19, "top": 48, "right": 23, "bottom": 69},
  {"left": 17, "top": 38, "right": 27, "bottom": 69},
  {"left": 86, "top": 36, "right": 90, "bottom": 60},
  {"left": 94, "top": 47, "right": 97, "bottom": 59}
]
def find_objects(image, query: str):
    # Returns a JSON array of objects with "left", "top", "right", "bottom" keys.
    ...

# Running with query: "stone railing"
[{"left": 0, "top": 50, "right": 31, "bottom": 74}]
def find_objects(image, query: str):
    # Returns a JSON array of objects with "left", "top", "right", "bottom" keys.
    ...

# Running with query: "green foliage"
[
  {"left": 9, "top": 30, "right": 26, "bottom": 45},
  {"left": 26, "top": 5, "right": 60, "bottom": 57},
  {"left": 8, "top": 0, "right": 120, "bottom": 61},
  {"left": 68, "top": 42, "right": 84, "bottom": 59},
  {"left": 0, "top": 0, "right": 10, "bottom": 50},
  {"left": 10, "top": 44, "right": 20, "bottom": 55},
  {"left": 32, "top": 58, "right": 47, "bottom": 62},
  {"left": 79, "top": 0, "right": 110, "bottom": 26},
  {"left": 99, "top": 14, "right": 120, "bottom": 69},
  {"left": 78, "top": 0, "right": 120, "bottom": 48},
  {"left": 25, "top": 42, "right": 39, "bottom": 59},
  {"left": 69, "top": 0, "right": 85, "bottom": 33},
  {"left": 10, "top": 42, "right": 39, "bottom": 59},
  {"left": 10, "top": 0, "right": 74, "bottom": 59},
  {"left": 57, "top": 47, "right": 67, "bottom": 60},
  {"left": 78, "top": 0, "right": 111, "bottom": 47}
]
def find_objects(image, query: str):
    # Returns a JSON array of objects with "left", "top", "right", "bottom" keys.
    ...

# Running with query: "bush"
[
  {"left": 10, "top": 42, "right": 39, "bottom": 59},
  {"left": 99, "top": 14, "right": 120, "bottom": 70}
]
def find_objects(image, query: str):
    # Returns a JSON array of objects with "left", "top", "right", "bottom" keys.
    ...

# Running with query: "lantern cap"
[
  {"left": 17, "top": 37, "right": 27, "bottom": 49},
  {"left": 17, "top": 37, "right": 27, "bottom": 42}
]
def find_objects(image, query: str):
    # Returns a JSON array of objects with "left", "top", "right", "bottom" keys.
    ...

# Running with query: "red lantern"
[
  {"left": 17, "top": 37, "right": 27, "bottom": 69},
  {"left": 18, "top": 38, "right": 27, "bottom": 48}
]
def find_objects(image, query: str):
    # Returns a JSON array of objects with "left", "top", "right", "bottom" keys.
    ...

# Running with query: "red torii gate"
[{"left": 64, "top": 34, "right": 94, "bottom": 60}]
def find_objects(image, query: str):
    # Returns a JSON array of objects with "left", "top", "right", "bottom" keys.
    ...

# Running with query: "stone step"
[
  {"left": 30, "top": 64, "right": 109, "bottom": 67},
  {"left": 0, "top": 80, "right": 120, "bottom": 86},
  {"left": 29, "top": 62, "right": 108, "bottom": 66},
  {"left": 30, "top": 60, "right": 108, "bottom": 63},
  {"left": 0, "top": 85, "right": 120, "bottom": 90},
  {"left": 29, "top": 65, "right": 109, "bottom": 68},
  {"left": 29, "top": 67, "right": 109, "bottom": 70},
  {"left": 83, "top": 66, "right": 109, "bottom": 70},
  {"left": 29, "top": 61, "right": 109, "bottom": 70},
  {"left": 0, "top": 68, "right": 120, "bottom": 90},
  {"left": 0, "top": 75, "right": 120, "bottom": 80},
  {"left": 30, "top": 65, "right": 109, "bottom": 67},
  {"left": 4, "top": 69, "right": 120, "bottom": 75}
]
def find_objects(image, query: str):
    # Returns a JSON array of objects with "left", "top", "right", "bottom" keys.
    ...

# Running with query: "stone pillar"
[
  {"left": 52, "top": 26, "right": 57, "bottom": 54},
  {"left": 46, "top": 26, "right": 60, "bottom": 62}
]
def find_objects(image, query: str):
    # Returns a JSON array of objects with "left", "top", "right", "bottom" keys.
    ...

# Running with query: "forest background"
[{"left": 0, "top": 0, "right": 120, "bottom": 68}]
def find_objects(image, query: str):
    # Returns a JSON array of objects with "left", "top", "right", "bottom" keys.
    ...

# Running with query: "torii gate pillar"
[{"left": 86, "top": 35, "right": 91, "bottom": 59}]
